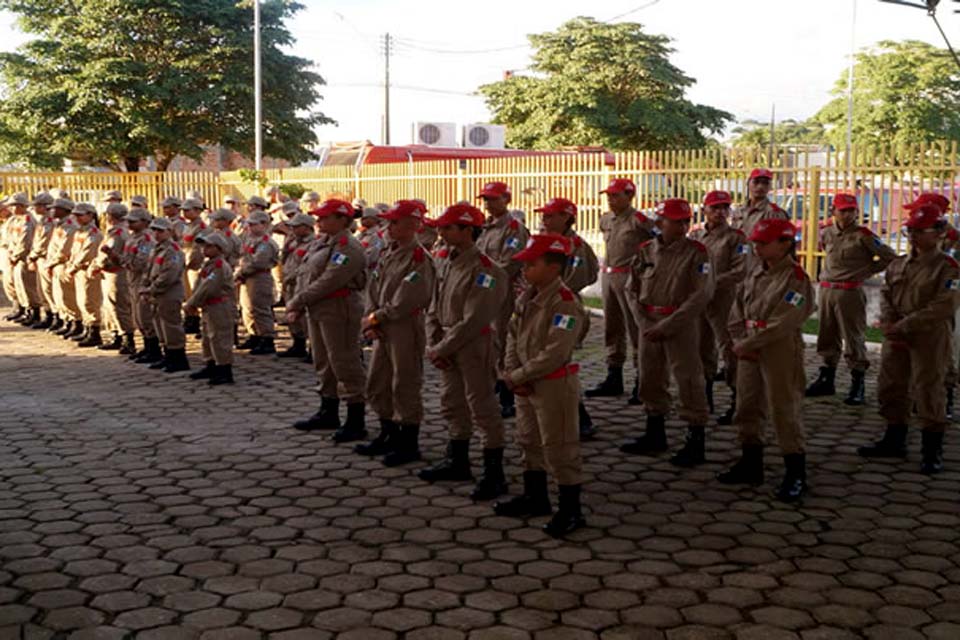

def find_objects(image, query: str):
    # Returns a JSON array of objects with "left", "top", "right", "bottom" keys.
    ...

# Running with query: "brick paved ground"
[{"left": 1, "top": 312, "right": 959, "bottom": 639}]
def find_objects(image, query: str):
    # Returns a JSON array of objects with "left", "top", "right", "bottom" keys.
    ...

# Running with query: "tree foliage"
[
  {"left": 729, "top": 119, "right": 827, "bottom": 147},
  {"left": 0, "top": 0, "right": 332, "bottom": 171},
  {"left": 478, "top": 17, "right": 732, "bottom": 151}
]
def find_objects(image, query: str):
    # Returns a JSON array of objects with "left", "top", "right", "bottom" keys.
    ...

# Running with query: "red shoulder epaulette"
[
  {"left": 436, "top": 249, "right": 449, "bottom": 259},
  {"left": 771, "top": 203, "right": 784, "bottom": 212},
  {"left": 89, "top": 227, "right": 99, "bottom": 234},
  {"left": 338, "top": 235, "right": 348, "bottom": 246},
  {"left": 183, "top": 235, "right": 194, "bottom": 242},
  {"left": 559, "top": 286, "right": 574, "bottom": 301},
  {"left": 215, "top": 259, "right": 223, "bottom": 268},
  {"left": 200, "top": 222, "right": 207, "bottom": 229},
  {"left": 361, "top": 240, "right": 369, "bottom": 248},
  {"left": 479, "top": 254, "right": 493, "bottom": 267},
  {"left": 172, "top": 242, "right": 181, "bottom": 251},
  {"left": 734, "top": 229, "right": 746, "bottom": 237},
  {"left": 639, "top": 239, "right": 653, "bottom": 249},
  {"left": 225, "top": 231, "right": 232, "bottom": 237},
  {"left": 113, "top": 228, "right": 122, "bottom": 236},
  {"left": 413, "top": 246, "right": 425, "bottom": 263},
  {"left": 508, "top": 218, "right": 519, "bottom": 231},
  {"left": 793, "top": 264, "right": 806, "bottom": 280},
  {"left": 261, "top": 235, "right": 269, "bottom": 242},
  {"left": 948, "top": 228, "right": 960, "bottom": 243},
  {"left": 691, "top": 240, "right": 707, "bottom": 253},
  {"left": 573, "top": 235, "right": 583, "bottom": 248},
  {"left": 144, "top": 233, "right": 152, "bottom": 242},
  {"left": 295, "top": 248, "right": 306, "bottom": 257},
  {"left": 858, "top": 227, "right": 876, "bottom": 237},
  {"left": 635, "top": 212, "right": 650, "bottom": 224},
  {"left": 946, "top": 255, "right": 960, "bottom": 269}
]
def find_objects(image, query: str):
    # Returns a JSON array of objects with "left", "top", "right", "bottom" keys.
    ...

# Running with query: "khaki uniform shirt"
[
  {"left": 281, "top": 232, "right": 315, "bottom": 289},
  {"left": 505, "top": 277, "right": 585, "bottom": 385},
  {"left": 237, "top": 233, "right": 280, "bottom": 279},
  {"left": 165, "top": 215, "right": 187, "bottom": 242},
  {"left": 629, "top": 236, "right": 713, "bottom": 334},
  {"left": 182, "top": 218, "right": 208, "bottom": 271},
  {"left": 733, "top": 199, "right": 789, "bottom": 238},
  {"left": 418, "top": 224, "right": 438, "bottom": 250},
  {"left": 819, "top": 222, "right": 898, "bottom": 283},
  {"left": 287, "top": 229, "right": 367, "bottom": 311},
  {"left": 690, "top": 222, "right": 747, "bottom": 292},
  {"left": 561, "top": 229, "right": 600, "bottom": 294},
  {"left": 598, "top": 207, "right": 655, "bottom": 269},
  {"left": 7, "top": 212, "right": 36, "bottom": 263},
  {"left": 143, "top": 239, "right": 185, "bottom": 299},
  {"left": 476, "top": 213, "right": 529, "bottom": 280},
  {"left": 729, "top": 257, "right": 815, "bottom": 351},
  {"left": 367, "top": 239, "right": 436, "bottom": 324},
  {"left": 881, "top": 250, "right": 960, "bottom": 335},
  {"left": 186, "top": 257, "right": 235, "bottom": 307},
  {"left": 427, "top": 244, "right": 507, "bottom": 359},
  {"left": 94, "top": 225, "right": 129, "bottom": 273},
  {"left": 28, "top": 213, "right": 56, "bottom": 264},
  {"left": 122, "top": 230, "right": 155, "bottom": 287},
  {"left": 213, "top": 228, "right": 243, "bottom": 267},
  {"left": 46, "top": 217, "right": 79, "bottom": 269},
  {"left": 67, "top": 222, "right": 102, "bottom": 274},
  {"left": 357, "top": 227, "right": 386, "bottom": 269}
]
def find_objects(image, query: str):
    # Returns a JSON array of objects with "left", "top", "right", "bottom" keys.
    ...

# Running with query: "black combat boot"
[
  {"left": 118, "top": 333, "right": 136, "bottom": 355},
  {"left": 189, "top": 360, "right": 216, "bottom": 380},
  {"left": 805, "top": 366, "right": 836, "bottom": 397},
  {"left": 628, "top": 378, "right": 642, "bottom": 405},
  {"left": 56, "top": 319, "right": 75, "bottom": 336},
  {"left": 585, "top": 366, "right": 624, "bottom": 397},
  {"left": 383, "top": 424, "right": 422, "bottom": 466},
  {"left": 97, "top": 331, "right": 122, "bottom": 351},
  {"left": 17, "top": 307, "right": 39, "bottom": 326},
  {"left": 4, "top": 304, "right": 24, "bottom": 321},
  {"left": 70, "top": 325, "right": 89, "bottom": 342},
  {"left": 332, "top": 403, "right": 367, "bottom": 443},
  {"left": 494, "top": 470, "right": 552, "bottom": 517},
  {"left": 858, "top": 424, "right": 907, "bottom": 458},
  {"left": 294, "top": 397, "right": 340, "bottom": 431},
  {"left": 418, "top": 440, "right": 473, "bottom": 483},
  {"left": 717, "top": 389, "right": 737, "bottom": 426},
  {"left": 237, "top": 334, "right": 260, "bottom": 350},
  {"left": 543, "top": 484, "right": 586, "bottom": 538},
  {"left": 947, "top": 387, "right": 955, "bottom": 422},
  {"left": 354, "top": 419, "right": 398, "bottom": 456},
  {"left": 47, "top": 314, "right": 64, "bottom": 333},
  {"left": 183, "top": 314, "right": 201, "bottom": 336},
  {"left": 163, "top": 348, "right": 190, "bottom": 373},
  {"left": 620, "top": 414, "right": 668, "bottom": 455},
  {"left": 250, "top": 336, "right": 276, "bottom": 355},
  {"left": 669, "top": 425, "right": 706, "bottom": 467},
  {"left": 775, "top": 453, "right": 807, "bottom": 502},
  {"left": 148, "top": 348, "right": 169, "bottom": 369},
  {"left": 717, "top": 445, "right": 764, "bottom": 485},
  {"left": 578, "top": 401, "right": 596, "bottom": 440},
  {"left": 277, "top": 337, "right": 308, "bottom": 358},
  {"left": 136, "top": 337, "right": 164, "bottom": 364},
  {"left": 843, "top": 370, "right": 866, "bottom": 406},
  {"left": 77, "top": 325, "right": 102, "bottom": 348},
  {"left": 705, "top": 378, "right": 715, "bottom": 414},
  {"left": 31, "top": 310, "right": 54, "bottom": 329},
  {"left": 209, "top": 364, "right": 235, "bottom": 386},
  {"left": 920, "top": 430, "right": 944, "bottom": 475},
  {"left": 498, "top": 382, "right": 516, "bottom": 419},
  {"left": 470, "top": 448, "right": 508, "bottom": 501}
]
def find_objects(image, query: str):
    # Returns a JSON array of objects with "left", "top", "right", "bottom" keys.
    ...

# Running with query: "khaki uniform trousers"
[
  {"left": 601, "top": 270, "right": 639, "bottom": 369},
  {"left": 493, "top": 288, "right": 516, "bottom": 373},
  {"left": 240, "top": 272, "right": 275, "bottom": 338},
  {"left": 515, "top": 375, "right": 582, "bottom": 485},
  {"left": 946, "top": 308, "right": 960, "bottom": 388},
  {"left": 878, "top": 328, "right": 950, "bottom": 433},
  {"left": 38, "top": 260, "right": 56, "bottom": 311},
  {"left": 54, "top": 265, "right": 80, "bottom": 321},
  {"left": 101, "top": 271, "right": 134, "bottom": 334},
  {"left": 0, "top": 252, "right": 16, "bottom": 306},
  {"left": 439, "top": 331, "right": 505, "bottom": 448},
  {"left": 816, "top": 286, "right": 870, "bottom": 372},
  {"left": 366, "top": 316, "right": 426, "bottom": 424},
  {"left": 152, "top": 295, "right": 185, "bottom": 349},
  {"left": 75, "top": 271, "right": 102, "bottom": 326},
  {"left": 202, "top": 301, "right": 236, "bottom": 365},
  {"left": 184, "top": 269, "right": 201, "bottom": 319},
  {"left": 129, "top": 280, "right": 156, "bottom": 338},
  {"left": 735, "top": 334, "right": 807, "bottom": 454},
  {"left": 283, "top": 281, "right": 307, "bottom": 339},
  {"left": 13, "top": 261, "right": 40, "bottom": 307},
  {"left": 306, "top": 295, "right": 365, "bottom": 403},
  {"left": 700, "top": 287, "right": 738, "bottom": 386},
  {"left": 639, "top": 316, "right": 710, "bottom": 425}
]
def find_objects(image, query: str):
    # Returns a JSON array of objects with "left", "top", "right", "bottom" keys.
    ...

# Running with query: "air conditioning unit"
[
  {"left": 463, "top": 124, "right": 506, "bottom": 149},
  {"left": 412, "top": 122, "right": 458, "bottom": 147}
]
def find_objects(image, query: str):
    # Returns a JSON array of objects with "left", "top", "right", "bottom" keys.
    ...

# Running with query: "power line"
[
  {"left": 326, "top": 82, "right": 479, "bottom": 97},
  {"left": 605, "top": 0, "right": 663, "bottom": 22}
]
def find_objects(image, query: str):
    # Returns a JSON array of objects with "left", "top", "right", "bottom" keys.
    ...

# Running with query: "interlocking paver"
[{"left": 2, "top": 315, "right": 960, "bottom": 638}]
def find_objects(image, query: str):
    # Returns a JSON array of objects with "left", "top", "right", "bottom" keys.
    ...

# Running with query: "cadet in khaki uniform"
[
  {"left": 93, "top": 203, "right": 136, "bottom": 354},
  {"left": 208, "top": 208, "right": 243, "bottom": 267},
  {"left": 860, "top": 204, "right": 960, "bottom": 474},
  {"left": 476, "top": 181, "right": 530, "bottom": 418},
  {"left": 121, "top": 208, "right": 161, "bottom": 363},
  {"left": 141, "top": 217, "right": 190, "bottom": 373},
  {"left": 185, "top": 233, "right": 237, "bottom": 385},
  {"left": 590, "top": 178, "right": 656, "bottom": 403},
  {"left": 621, "top": 199, "right": 713, "bottom": 467},
  {"left": 415, "top": 199, "right": 439, "bottom": 251},
  {"left": 288, "top": 199, "right": 369, "bottom": 442},
  {"left": 43, "top": 197, "right": 77, "bottom": 334},
  {"left": 1, "top": 201, "right": 20, "bottom": 321},
  {"left": 536, "top": 197, "right": 601, "bottom": 439},
  {"left": 180, "top": 198, "right": 208, "bottom": 335},
  {"left": 160, "top": 196, "right": 185, "bottom": 241},
  {"left": 277, "top": 213, "right": 315, "bottom": 359},
  {"left": 236, "top": 210, "right": 279, "bottom": 355},
  {"left": 733, "top": 168, "right": 790, "bottom": 240},
  {"left": 494, "top": 234, "right": 587, "bottom": 538},
  {"left": 300, "top": 191, "right": 320, "bottom": 213},
  {"left": 691, "top": 191, "right": 747, "bottom": 424},
  {"left": 357, "top": 207, "right": 386, "bottom": 270},
  {"left": 421, "top": 203, "right": 509, "bottom": 502},
  {"left": 270, "top": 200, "right": 301, "bottom": 303},
  {"left": 66, "top": 203, "right": 104, "bottom": 347},
  {"left": 806, "top": 193, "right": 898, "bottom": 404},
  {"left": 26, "top": 192, "right": 57, "bottom": 329},
  {"left": 718, "top": 218, "right": 814, "bottom": 502},
  {"left": 356, "top": 200, "right": 436, "bottom": 465},
  {"left": 7, "top": 193, "right": 41, "bottom": 326},
  {"left": 129, "top": 195, "right": 148, "bottom": 211}
]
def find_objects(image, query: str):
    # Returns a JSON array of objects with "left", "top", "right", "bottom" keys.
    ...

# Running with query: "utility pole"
[
  {"left": 846, "top": 0, "right": 857, "bottom": 168},
  {"left": 253, "top": 0, "right": 262, "bottom": 171},
  {"left": 768, "top": 103, "right": 776, "bottom": 166},
  {"left": 383, "top": 33, "right": 392, "bottom": 145}
]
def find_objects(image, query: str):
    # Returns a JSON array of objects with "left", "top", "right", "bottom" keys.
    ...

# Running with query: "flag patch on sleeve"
[
  {"left": 784, "top": 290, "right": 805, "bottom": 306},
  {"left": 476, "top": 273, "right": 496, "bottom": 289},
  {"left": 331, "top": 252, "right": 349, "bottom": 266},
  {"left": 946, "top": 279, "right": 960, "bottom": 291},
  {"left": 569, "top": 256, "right": 582, "bottom": 267},
  {"left": 404, "top": 271, "right": 420, "bottom": 283},
  {"left": 698, "top": 263, "right": 711, "bottom": 274},
  {"left": 505, "top": 237, "right": 521, "bottom": 249},
  {"left": 553, "top": 314, "right": 576, "bottom": 330},
  {"left": 737, "top": 244, "right": 750, "bottom": 255}
]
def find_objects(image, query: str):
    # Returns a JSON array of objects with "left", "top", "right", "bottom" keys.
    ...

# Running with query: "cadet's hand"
[
  {"left": 362, "top": 327, "right": 382, "bottom": 341},
  {"left": 286, "top": 310, "right": 300, "bottom": 324},
  {"left": 733, "top": 341, "right": 759, "bottom": 361},
  {"left": 513, "top": 384, "right": 533, "bottom": 397},
  {"left": 880, "top": 322, "right": 903, "bottom": 338},
  {"left": 643, "top": 327, "right": 666, "bottom": 342},
  {"left": 184, "top": 304, "right": 198, "bottom": 315},
  {"left": 427, "top": 350, "right": 450, "bottom": 370}
]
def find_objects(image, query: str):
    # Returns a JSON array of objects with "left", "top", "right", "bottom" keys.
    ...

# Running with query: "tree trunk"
[
  {"left": 156, "top": 153, "right": 173, "bottom": 172},
  {"left": 123, "top": 156, "right": 141, "bottom": 172}
]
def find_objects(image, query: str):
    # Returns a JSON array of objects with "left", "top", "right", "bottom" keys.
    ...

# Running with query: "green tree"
[
  {"left": 813, "top": 40, "right": 960, "bottom": 148},
  {"left": 729, "top": 119, "right": 826, "bottom": 147},
  {"left": 0, "top": 0, "right": 332, "bottom": 171},
  {"left": 478, "top": 17, "right": 732, "bottom": 150}
]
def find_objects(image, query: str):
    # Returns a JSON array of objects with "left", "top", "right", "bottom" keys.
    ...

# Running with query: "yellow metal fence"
[{"left": 3, "top": 142, "right": 958, "bottom": 276}]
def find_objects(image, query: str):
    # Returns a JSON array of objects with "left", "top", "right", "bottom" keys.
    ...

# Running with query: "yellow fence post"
[{"left": 806, "top": 167, "right": 822, "bottom": 276}]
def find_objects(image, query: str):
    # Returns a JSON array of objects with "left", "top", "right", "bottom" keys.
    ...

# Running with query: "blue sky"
[{"left": 0, "top": 0, "right": 954, "bottom": 145}]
